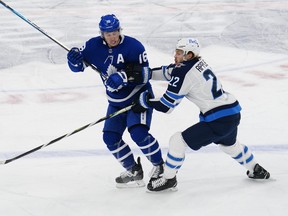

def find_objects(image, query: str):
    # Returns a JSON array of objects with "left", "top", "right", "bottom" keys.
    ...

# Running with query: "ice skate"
[
  {"left": 116, "top": 157, "right": 145, "bottom": 188},
  {"left": 147, "top": 176, "right": 178, "bottom": 192},
  {"left": 247, "top": 163, "right": 270, "bottom": 179},
  {"left": 149, "top": 162, "right": 164, "bottom": 183}
]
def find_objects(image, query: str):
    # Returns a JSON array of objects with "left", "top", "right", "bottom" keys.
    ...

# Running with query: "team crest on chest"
[{"left": 106, "top": 64, "right": 118, "bottom": 76}]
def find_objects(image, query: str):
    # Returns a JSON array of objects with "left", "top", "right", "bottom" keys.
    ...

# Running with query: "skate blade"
[
  {"left": 248, "top": 177, "right": 276, "bottom": 182},
  {"left": 248, "top": 173, "right": 271, "bottom": 180},
  {"left": 116, "top": 180, "right": 145, "bottom": 188},
  {"left": 146, "top": 186, "right": 178, "bottom": 193}
]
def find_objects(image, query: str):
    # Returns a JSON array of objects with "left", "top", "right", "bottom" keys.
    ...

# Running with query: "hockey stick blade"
[{"left": 0, "top": 105, "right": 132, "bottom": 165}]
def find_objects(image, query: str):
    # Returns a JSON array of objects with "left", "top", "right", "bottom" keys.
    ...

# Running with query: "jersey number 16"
[{"left": 139, "top": 51, "right": 148, "bottom": 64}]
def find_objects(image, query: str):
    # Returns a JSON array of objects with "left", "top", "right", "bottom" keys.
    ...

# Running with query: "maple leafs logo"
[{"left": 106, "top": 64, "right": 118, "bottom": 76}]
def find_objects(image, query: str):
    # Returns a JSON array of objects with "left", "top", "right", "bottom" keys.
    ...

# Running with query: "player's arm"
[
  {"left": 125, "top": 62, "right": 151, "bottom": 84},
  {"left": 150, "top": 64, "right": 175, "bottom": 81},
  {"left": 131, "top": 89, "right": 179, "bottom": 114},
  {"left": 132, "top": 67, "right": 191, "bottom": 113},
  {"left": 124, "top": 40, "right": 151, "bottom": 84},
  {"left": 104, "top": 62, "right": 149, "bottom": 92},
  {"left": 67, "top": 46, "right": 86, "bottom": 72},
  {"left": 135, "top": 86, "right": 185, "bottom": 114}
]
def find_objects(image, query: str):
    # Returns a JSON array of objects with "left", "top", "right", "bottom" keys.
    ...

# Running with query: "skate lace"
[
  {"left": 149, "top": 165, "right": 162, "bottom": 178},
  {"left": 120, "top": 170, "right": 136, "bottom": 178},
  {"left": 151, "top": 177, "right": 167, "bottom": 189}
]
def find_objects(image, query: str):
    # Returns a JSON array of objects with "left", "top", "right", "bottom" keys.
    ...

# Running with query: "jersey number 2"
[{"left": 203, "top": 69, "right": 223, "bottom": 99}]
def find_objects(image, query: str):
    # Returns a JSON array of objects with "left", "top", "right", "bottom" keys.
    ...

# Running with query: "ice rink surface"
[{"left": 0, "top": 0, "right": 288, "bottom": 215}]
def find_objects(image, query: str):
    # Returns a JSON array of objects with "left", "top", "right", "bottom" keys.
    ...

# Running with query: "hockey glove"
[
  {"left": 105, "top": 71, "right": 128, "bottom": 92},
  {"left": 67, "top": 47, "right": 84, "bottom": 72},
  {"left": 132, "top": 91, "right": 152, "bottom": 113},
  {"left": 125, "top": 63, "right": 151, "bottom": 83}
]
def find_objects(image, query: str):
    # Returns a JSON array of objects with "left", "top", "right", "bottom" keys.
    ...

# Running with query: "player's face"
[
  {"left": 174, "top": 49, "right": 185, "bottom": 64},
  {"left": 103, "top": 30, "right": 121, "bottom": 47}
]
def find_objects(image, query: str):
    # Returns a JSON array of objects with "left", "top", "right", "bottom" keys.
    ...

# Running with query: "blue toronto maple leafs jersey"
[{"left": 77, "top": 35, "right": 151, "bottom": 107}]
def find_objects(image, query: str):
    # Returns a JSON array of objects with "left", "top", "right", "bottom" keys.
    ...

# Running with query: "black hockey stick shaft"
[
  {"left": 0, "top": 105, "right": 132, "bottom": 165},
  {"left": 0, "top": 0, "right": 107, "bottom": 79}
]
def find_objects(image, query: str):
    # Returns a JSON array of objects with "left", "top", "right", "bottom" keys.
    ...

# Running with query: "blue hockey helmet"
[{"left": 99, "top": 14, "right": 120, "bottom": 32}]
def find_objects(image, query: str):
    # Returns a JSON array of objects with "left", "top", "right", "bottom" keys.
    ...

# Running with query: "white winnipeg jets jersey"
[{"left": 150, "top": 58, "right": 241, "bottom": 122}]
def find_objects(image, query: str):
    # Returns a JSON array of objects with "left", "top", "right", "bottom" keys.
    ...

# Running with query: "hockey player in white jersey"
[{"left": 132, "top": 38, "right": 270, "bottom": 192}]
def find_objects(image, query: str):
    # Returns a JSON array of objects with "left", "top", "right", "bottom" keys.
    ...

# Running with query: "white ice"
[{"left": 0, "top": 0, "right": 288, "bottom": 216}]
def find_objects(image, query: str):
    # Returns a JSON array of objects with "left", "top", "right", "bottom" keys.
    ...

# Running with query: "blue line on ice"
[{"left": 1, "top": 144, "right": 287, "bottom": 160}]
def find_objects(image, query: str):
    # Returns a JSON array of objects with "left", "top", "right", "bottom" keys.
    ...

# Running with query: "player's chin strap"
[
  {"left": 0, "top": 105, "right": 132, "bottom": 165},
  {"left": 0, "top": 0, "right": 108, "bottom": 80}
]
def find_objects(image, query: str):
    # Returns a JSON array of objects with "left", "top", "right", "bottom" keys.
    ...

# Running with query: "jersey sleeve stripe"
[
  {"left": 166, "top": 90, "right": 185, "bottom": 100},
  {"left": 160, "top": 97, "right": 176, "bottom": 108}
]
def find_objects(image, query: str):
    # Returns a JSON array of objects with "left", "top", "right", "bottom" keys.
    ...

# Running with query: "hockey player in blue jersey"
[
  {"left": 132, "top": 38, "right": 270, "bottom": 192},
  {"left": 66, "top": 14, "right": 164, "bottom": 187}
]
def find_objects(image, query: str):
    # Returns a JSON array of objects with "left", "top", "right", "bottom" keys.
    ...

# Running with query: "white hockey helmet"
[{"left": 176, "top": 38, "right": 200, "bottom": 57}]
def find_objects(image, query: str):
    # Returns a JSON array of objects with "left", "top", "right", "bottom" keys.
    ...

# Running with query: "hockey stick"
[
  {"left": 0, "top": 0, "right": 107, "bottom": 80},
  {"left": 0, "top": 105, "right": 132, "bottom": 165}
]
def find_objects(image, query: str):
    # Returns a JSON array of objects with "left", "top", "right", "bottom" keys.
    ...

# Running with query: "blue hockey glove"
[
  {"left": 132, "top": 91, "right": 152, "bottom": 113},
  {"left": 105, "top": 71, "right": 128, "bottom": 92},
  {"left": 67, "top": 47, "right": 84, "bottom": 72}
]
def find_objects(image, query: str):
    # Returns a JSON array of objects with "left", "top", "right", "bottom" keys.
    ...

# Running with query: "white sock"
[
  {"left": 164, "top": 132, "right": 187, "bottom": 179},
  {"left": 219, "top": 141, "right": 256, "bottom": 172}
]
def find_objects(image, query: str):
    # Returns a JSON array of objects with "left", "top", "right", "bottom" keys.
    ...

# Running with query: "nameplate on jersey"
[{"left": 195, "top": 60, "right": 208, "bottom": 73}]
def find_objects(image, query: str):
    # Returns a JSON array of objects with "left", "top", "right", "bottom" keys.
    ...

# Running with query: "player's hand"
[
  {"left": 67, "top": 47, "right": 83, "bottom": 66},
  {"left": 105, "top": 72, "right": 128, "bottom": 92},
  {"left": 125, "top": 63, "right": 151, "bottom": 83},
  {"left": 132, "top": 91, "right": 152, "bottom": 113}
]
